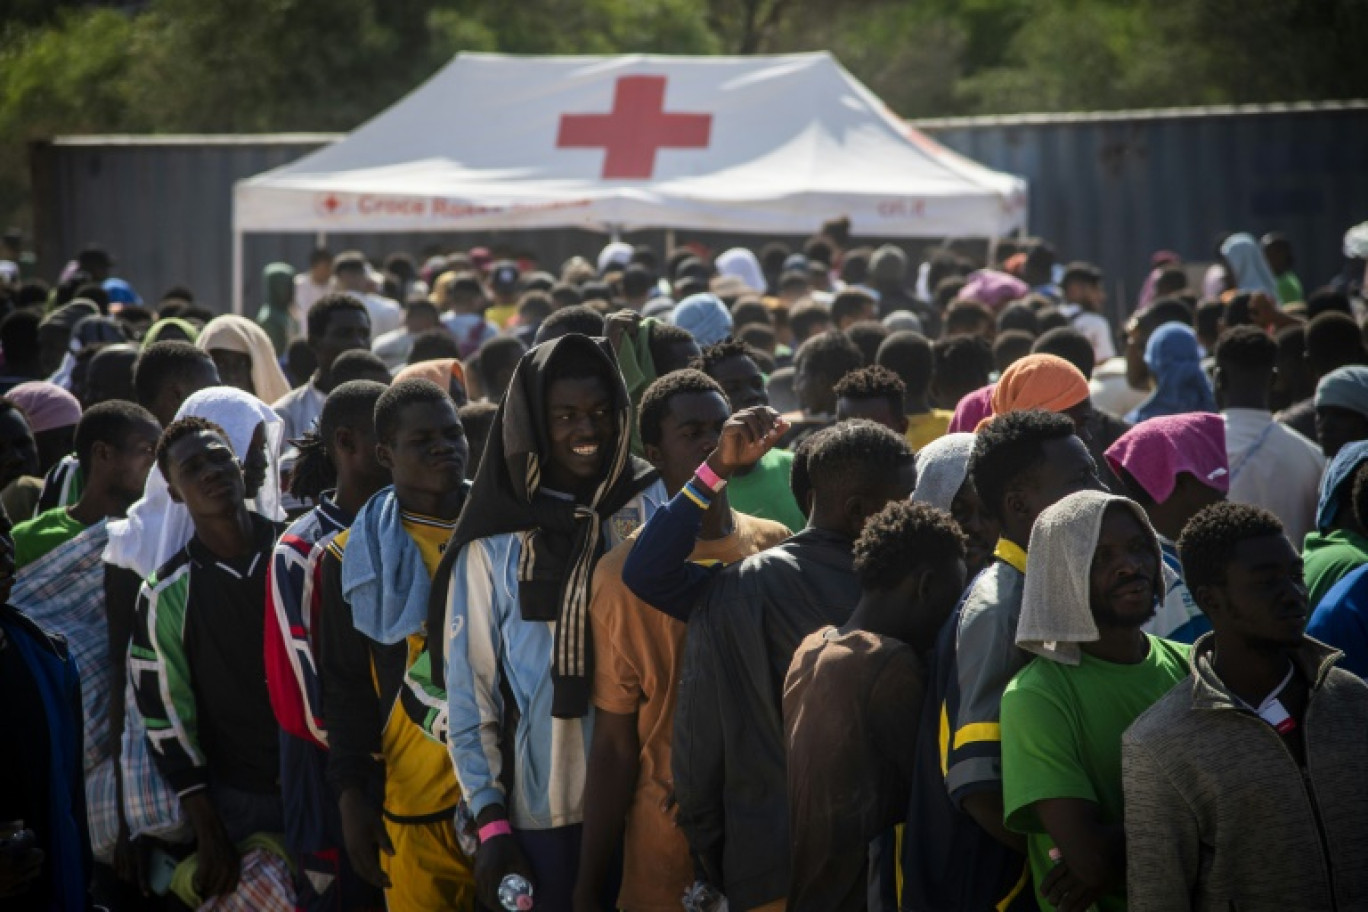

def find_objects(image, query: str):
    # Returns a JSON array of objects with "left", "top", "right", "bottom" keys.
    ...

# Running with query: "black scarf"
[{"left": 427, "top": 334, "right": 658, "bottom": 717}]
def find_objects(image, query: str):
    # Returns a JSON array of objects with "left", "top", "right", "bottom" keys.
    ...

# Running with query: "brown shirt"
[
  {"left": 590, "top": 511, "right": 790, "bottom": 912},
  {"left": 783, "top": 627, "right": 926, "bottom": 912}
]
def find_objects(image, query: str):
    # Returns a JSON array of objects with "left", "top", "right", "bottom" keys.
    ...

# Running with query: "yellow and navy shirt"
[
  {"left": 899, "top": 539, "right": 1036, "bottom": 912},
  {"left": 317, "top": 510, "right": 462, "bottom": 822}
]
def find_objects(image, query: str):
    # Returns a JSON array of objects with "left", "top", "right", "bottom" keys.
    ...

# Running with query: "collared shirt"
[{"left": 1224, "top": 408, "right": 1324, "bottom": 546}]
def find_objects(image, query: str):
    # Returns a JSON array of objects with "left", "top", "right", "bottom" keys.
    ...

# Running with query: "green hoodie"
[
  {"left": 255, "top": 262, "right": 297, "bottom": 356},
  {"left": 1304, "top": 527, "right": 1368, "bottom": 610}
]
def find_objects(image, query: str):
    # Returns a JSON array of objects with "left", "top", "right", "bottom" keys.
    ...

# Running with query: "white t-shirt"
[
  {"left": 293, "top": 274, "right": 330, "bottom": 325},
  {"left": 1060, "top": 303, "right": 1117, "bottom": 362},
  {"left": 1224, "top": 408, "right": 1325, "bottom": 547}
]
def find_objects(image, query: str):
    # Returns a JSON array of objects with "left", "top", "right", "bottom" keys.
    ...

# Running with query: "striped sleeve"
[
  {"left": 443, "top": 539, "right": 507, "bottom": 817},
  {"left": 264, "top": 531, "right": 329, "bottom": 748},
  {"left": 129, "top": 568, "right": 207, "bottom": 797}
]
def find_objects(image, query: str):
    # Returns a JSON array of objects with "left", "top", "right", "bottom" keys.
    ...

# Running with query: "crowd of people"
[{"left": 1, "top": 216, "right": 1368, "bottom": 912}]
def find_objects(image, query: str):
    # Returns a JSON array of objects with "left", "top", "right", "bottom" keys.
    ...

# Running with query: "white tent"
[{"left": 232, "top": 51, "right": 1027, "bottom": 307}]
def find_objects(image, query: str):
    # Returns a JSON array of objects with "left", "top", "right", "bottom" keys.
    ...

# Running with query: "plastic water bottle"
[{"left": 498, "top": 874, "right": 534, "bottom": 911}]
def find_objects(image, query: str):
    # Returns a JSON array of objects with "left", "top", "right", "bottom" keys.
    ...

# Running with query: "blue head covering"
[
  {"left": 670, "top": 293, "right": 732, "bottom": 347},
  {"left": 1315, "top": 365, "right": 1368, "bottom": 419},
  {"left": 1126, "top": 323, "right": 1216, "bottom": 423},
  {"left": 1316, "top": 440, "right": 1368, "bottom": 532},
  {"left": 1220, "top": 232, "right": 1279, "bottom": 298},
  {"left": 102, "top": 277, "right": 142, "bottom": 306}
]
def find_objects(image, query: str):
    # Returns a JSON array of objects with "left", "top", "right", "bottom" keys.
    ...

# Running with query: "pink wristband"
[
  {"left": 695, "top": 460, "right": 726, "bottom": 493},
  {"left": 478, "top": 820, "right": 513, "bottom": 843}
]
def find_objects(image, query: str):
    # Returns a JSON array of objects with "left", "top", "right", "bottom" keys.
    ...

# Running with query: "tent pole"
[
  {"left": 610, "top": 224, "right": 621, "bottom": 243},
  {"left": 232, "top": 229, "right": 244, "bottom": 316},
  {"left": 665, "top": 227, "right": 676, "bottom": 253},
  {"left": 316, "top": 231, "right": 328, "bottom": 248}
]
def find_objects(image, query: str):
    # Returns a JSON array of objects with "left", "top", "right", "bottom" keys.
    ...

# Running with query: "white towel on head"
[
  {"left": 103, "top": 386, "right": 285, "bottom": 579},
  {"left": 911, "top": 433, "right": 976, "bottom": 513},
  {"left": 1017, "top": 490, "right": 1166, "bottom": 666}
]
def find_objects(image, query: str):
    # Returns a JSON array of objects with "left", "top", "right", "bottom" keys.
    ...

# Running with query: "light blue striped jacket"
[{"left": 439, "top": 482, "right": 665, "bottom": 829}]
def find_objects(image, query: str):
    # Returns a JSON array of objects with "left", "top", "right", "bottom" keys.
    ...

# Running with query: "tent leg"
[
  {"left": 232, "top": 229, "right": 244, "bottom": 316},
  {"left": 316, "top": 231, "right": 328, "bottom": 248},
  {"left": 665, "top": 228, "right": 676, "bottom": 254},
  {"left": 610, "top": 224, "right": 621, "bottom": 243}
]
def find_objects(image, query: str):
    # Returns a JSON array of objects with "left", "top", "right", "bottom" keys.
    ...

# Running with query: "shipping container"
[
  {"left": 914, "top": 100, "right": 1368, "bottom": 320},
  {"left": 30, "top": 100, "right": 1368, "bottom": 317}
]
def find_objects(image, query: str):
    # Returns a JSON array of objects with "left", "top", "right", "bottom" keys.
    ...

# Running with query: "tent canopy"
[{"left": 233, "top": 52, "right": 1027, "bottom": 238}]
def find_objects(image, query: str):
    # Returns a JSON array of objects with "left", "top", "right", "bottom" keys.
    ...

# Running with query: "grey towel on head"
[
  {"left": 1017, "top": 489, "right": 1167, "bottom": 666},
  {"left": 911, "top": 432, "right": 976, "bottom": 513}
]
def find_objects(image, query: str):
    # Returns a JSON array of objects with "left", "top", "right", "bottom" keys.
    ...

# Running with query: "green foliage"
[{"left": 2, "top": 0, "right": 1366, "bottom": 229}]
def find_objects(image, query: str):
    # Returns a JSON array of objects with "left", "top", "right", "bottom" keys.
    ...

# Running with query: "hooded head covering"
[
  {"left": 1316, "top": 440, "right": 1368, "bottom": 532},
  {"left": 196, "top": 315, "right": 293, "bottom": 404},
  {"left": 102, "top": 278, "right": 141, "bottom": 307},
  {"left": 428, "top": 334, "right": 659, "bottom": 718},
  {"left": 1105, "top": 412, "right": 1228, "bottom": 505},
  {"left": 256, "top": 262, "right": 296, "bottom": 356},
  {"left": 883, "top": 311, "right": 924, "bottom": 334},
  {"left": 715, "top": 248, "right": 765, "bottom": 293},
  {"left": 103, "top": 386, "right": 285, "bottom": 579},
  {"left": 1125, "top": 323, "right": 1216, "bottom": 424},
  {"left": 1315, "top": 365, "right": 1368, "bottom": 419},
  {"left": 142, "top": 317, "right": 200, "bottom": 347},
  {"left": 597, "top": 241, "right": 634, "bottom": 275},
  {"left": 394, "top": 358, "right": 468, "bottom": 403},
  {"left": 40, "top": 300, "right": 100, "bottom": 333},
  {"left": 48, "top": 315, "right": 128, "bottom": 389},
  {"left": 960, "top": 270, "right": 1029, "bottom": 311},
  {"left": 670, "top": 293, "right": 732, "bottom": 347},
  {"left": 1017, "top": 490, "right": 1165, "bottom": 665},
  {"left": 987, "top": 354, "right": 1090, "bottom": 422},
  {"left": 6, "top": 382, "right": 82, "bottom": 433},
  {"left": 1220, "top": 232, "right": 1279, "bottom": 297},
  {"left": 911, "top": 433, "right": 976, "bottom": 512},
  {"left": 870, "top": 245, "right": 908, "bottom": 285}
]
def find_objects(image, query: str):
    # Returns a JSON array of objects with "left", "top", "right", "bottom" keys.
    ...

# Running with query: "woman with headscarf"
[
  {"left": 1220, "top": 232, "right": 1279, "bottom": 298},
  {"left": 912, "top": 432, "right": 1000, "bottom": 578},
  {"left": 715, "top": 248, "right": 765, "bottom": 294},
  {"left": 1125, "top": 323, "right": 1216, "bottom": 424},
  {"left": 256, "top": 262, "right": 297, "bottom": 356},
  {"left": 197, "top": 314, "right": 293, "bottom": 405}
]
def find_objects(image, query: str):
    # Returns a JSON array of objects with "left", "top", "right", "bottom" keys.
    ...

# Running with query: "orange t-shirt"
[{"left": 589, "top": 511, "right": 790, "bottom": 912}]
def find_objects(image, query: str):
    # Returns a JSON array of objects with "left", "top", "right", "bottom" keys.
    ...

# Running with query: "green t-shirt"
[
  {"left": 1275, "top": 271, "right": 1304, "bottom": 306},
  {"left": 12, "top": 506, "right": 87, "bottom": 570},
  {"left": 726, "top": 447, "right": 806, "bottom": 534},
  {"left": 1001, "top": 634, "right": 1191, "bottom": 912},
  {"left": 1303, "top": 528, "right": 1368, "bottom": 611}
]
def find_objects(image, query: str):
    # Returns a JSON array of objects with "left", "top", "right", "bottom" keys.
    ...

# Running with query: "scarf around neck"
[{"left": 427, "top": 333, "right": 658, "bottom": 717}]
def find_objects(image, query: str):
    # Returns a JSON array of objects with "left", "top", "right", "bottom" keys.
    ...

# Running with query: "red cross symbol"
[{"left": 557, "top": 76, "right": 712, "bottom": 180}]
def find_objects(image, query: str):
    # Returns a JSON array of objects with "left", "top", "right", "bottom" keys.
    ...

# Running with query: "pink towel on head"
[
  {"left": 1104, "top": 411, "right": 1230, "bottom": 504},
  {"left": 948, "top": 384, "right": 994, "bottom": 434},
  {"left": 6, "top": 381, "right": 82, "bottom": 433},
  {"left": 960, "top": 270, "right": 1029, "bottom": 311}
]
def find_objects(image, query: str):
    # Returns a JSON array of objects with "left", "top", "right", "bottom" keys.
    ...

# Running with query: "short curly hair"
[
  {"left": 876, "top": 331, "right": 933, "bottom": 399},
  {"left": 807, "top": 419, "right": 912, "bottom": 503},
  {"left": 1215, "top": 325, "right": 1276, "bottom": 374},
  {"left": 833, "top": 365, "right": 906, "bottom": 414},
  {"left": 970, "top": 408, "right": 1077, "bottom": 521},
  {"left": 156, "top": 415, "right": 230, "bottom": 479},
  {"left": 932, "top": 335, "right": 993, "bottom": 393},
  {"left": 1177, "top": 501, "right": 1286, "bottom": 593},
  {"left": 854, "top": 500, "right": 966, "bottom": 592},
  {"left": 689, "top": 339, "right": 759, "bottom": 377},
  {"left": 795, "top": 330, "right": 863, "bottom": 384},
  {"left": 637, "top": 369, "right": 727, "bottom": 448}
]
